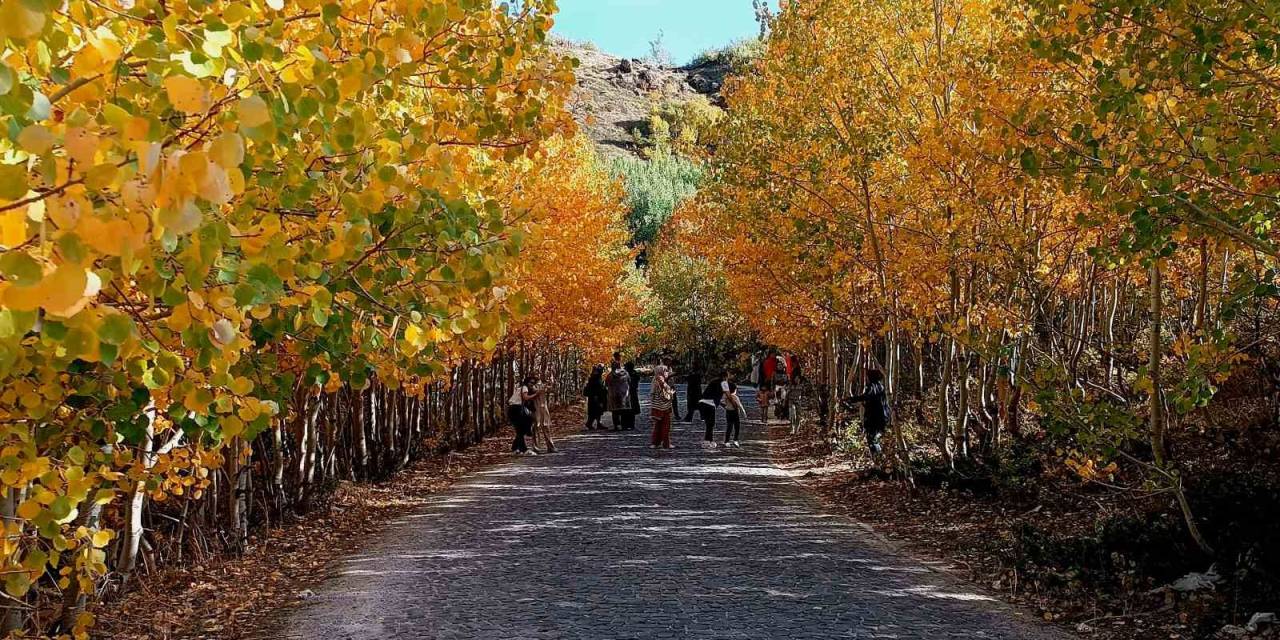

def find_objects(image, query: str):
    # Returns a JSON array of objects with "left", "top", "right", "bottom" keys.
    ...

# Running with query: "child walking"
[{"left": 723, "top": 380, "right": 745, "bottom": 447}]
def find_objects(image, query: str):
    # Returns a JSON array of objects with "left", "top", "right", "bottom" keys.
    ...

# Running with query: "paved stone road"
[{"left": 275, "top": 385, "right": 1067, "bottom": 640}]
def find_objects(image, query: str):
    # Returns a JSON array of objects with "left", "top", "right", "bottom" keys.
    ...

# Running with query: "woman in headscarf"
[{"left": 605, "top": 361, "right": 631, "bottom": 431}]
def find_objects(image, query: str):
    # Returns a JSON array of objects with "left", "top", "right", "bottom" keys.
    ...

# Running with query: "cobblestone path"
[{"left": 275, "top": 384, "right": 1067, "bottom": 640}]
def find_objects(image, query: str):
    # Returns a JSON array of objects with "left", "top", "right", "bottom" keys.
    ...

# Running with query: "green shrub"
[
  {"left": 690, "top": 38, "right": 764, "bottom": 69},
  {"left": 609, "top": 153, "right": 702, "bottom": 246}
]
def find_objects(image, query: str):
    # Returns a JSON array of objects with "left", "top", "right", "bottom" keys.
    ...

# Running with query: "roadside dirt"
[
  {"left": 94, "top": 405, "right": 587, "bottom": 640},
  {"left": 769, "top": 425, "right": 1280, "bottom": 640}
]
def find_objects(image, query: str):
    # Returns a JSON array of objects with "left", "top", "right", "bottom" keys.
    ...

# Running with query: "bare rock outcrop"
[{"left": 553, "top": 39, "right": 729, "bottom": 160}]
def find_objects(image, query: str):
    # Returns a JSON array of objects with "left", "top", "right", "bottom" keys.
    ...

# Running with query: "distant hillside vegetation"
[{"left": 553, "top": 38, "right": 730, "bottom": 160}]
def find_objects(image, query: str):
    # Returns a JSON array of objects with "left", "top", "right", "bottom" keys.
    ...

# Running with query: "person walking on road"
[
  {"left": 683, "top": 362, "right": 702, "bottom": 423},
  {"left": 531, "top": 375, "right": 556, "bottom": 453},
  {"left": 623, "top": 361, "right": 641, "bottom": 430},
  {"left": 722, "top": 379, "right": 745, "bottom": 447},
  {"left": 508, "top": 376, "right": 538, "bottom": 455},
  {"left": 583, "top": 364, "right": 608, "bottom": 431},
  {"left": 653, "top": 357, "right": 679, "bottom": 420},
  {"left": 649, "top": 369, "right": 676, "bottom": 449},
  {"left": 846, "top": 369, "right": 890, "bottom": 457},
  {"left": 606, "top": 361, "right": 630, "bottom": 431},
  {"left": 697, "top": 370, "right": 729, "bottom": 447}
]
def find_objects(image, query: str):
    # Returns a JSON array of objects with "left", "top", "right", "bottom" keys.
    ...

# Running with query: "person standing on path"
[
  {"left": 583, "top": 364, "right": 608, "bottom": 430},
  {"left": 606, "top": 361, "right": 630, "bottom": 432},
  {"left": 756, "top": 350, "right": 777, "bottom": 424},
  {"left": 660, "top": 357, "right": 681, "bottom": 420},
  {"left": 683, "top": 362, "right": 702, "bottom": 423},
  {"left": 508, "top": 376, "right": 538, "bottom": 455},
  {"left": 649, "top": 369, "right": 676, "bottom": 449},
  {"left": 623, "top": 361, "right": 641, "bottom": 430},
  {"left": 697, "top": 370, "right": 729, "bottom": 447},
  {"left": 532, "top": 375, "right": 556, "bottom": 453},
  {"left": 846, "top": 369, "right": 890, "bottom": 456},
  {"left": 722, "top": 379, "right": 745, "bottom": 447}
]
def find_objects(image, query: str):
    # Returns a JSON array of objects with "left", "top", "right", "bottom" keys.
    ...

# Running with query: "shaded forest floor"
[
  {"left": 772, "top": 422, "right": 1280, "bottom": 640},
  {"left": 94, "top": 405, "right": 588, "bottom": 640}
]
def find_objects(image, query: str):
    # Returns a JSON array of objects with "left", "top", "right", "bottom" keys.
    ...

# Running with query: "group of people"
[
  {"left": 581, "top": 352, "right": 642, "bottom": 432},
  {"left": 508, "top": 348, "right": 891, "bottom": 459},
  {"left": 580, "top": 352, "right": 748, "bottom": 450}
]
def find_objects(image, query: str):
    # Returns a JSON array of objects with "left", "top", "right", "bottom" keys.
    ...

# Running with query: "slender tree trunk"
[{"left": 1149, "top": 261, "right": 1166, "bottom": 467}]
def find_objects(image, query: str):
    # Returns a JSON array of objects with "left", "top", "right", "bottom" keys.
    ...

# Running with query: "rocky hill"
[{"left": 553, "top": 39, "right": 729, "bottom": 160}]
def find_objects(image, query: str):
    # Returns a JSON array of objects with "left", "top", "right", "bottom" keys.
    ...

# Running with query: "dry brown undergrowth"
[{"left": 94, "top": 405, "right": 587, "bottom": 640}]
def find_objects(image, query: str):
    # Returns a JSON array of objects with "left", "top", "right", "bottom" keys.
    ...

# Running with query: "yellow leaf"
[
  {"left": 0, "top": 0, "right": 46, "bottom": 40},
  {"left": 1, "top": 280, "right": 43, "bottom": 312},
  {"left": 405, "top": 324, "right": 424, "bottom": 346},
  {"left": 41, "top": 264, "right": 90, "bottom": 317},
  {"left": 184, "top": 387, "right": 213, "bottom": 413},
  {"left": 80, "top": 215, "right": 146, "bottom": 257},
  {"left": 208, "top": 132, "right": 244, "bottom": 168},
  {"left": 1, "top": 209, "right": 29, "bottom": 247},
  {"left": 64, "top": 127, "right": 99, "bottom": 166},
  {"left": 158, "top": 201, "right": 203, "bottom": 235},
  {"left": 229, "top": 376, "right": 254, "bottom": 395},
  {"left": 90, "top": 530, "right": 111, "bottom": 548},
  {"left": 164, "top": 76, "right": 210, "bottom": 114},
  {"left": 16, "top": 499, "right": 40, "bottom": 520},
  {"left": 17, "top": 125, "right": 55, "bottom": 155},
  {"left": 197, "top": 162, "right": 233, "bottom": 204},
  {"left": 84, "top": 163, "right": 118, "bottom": 190},
  {"left": 237, "top": 95, "right": 271, "bottom": 128},
  {"left": 123, "top": 116, "right": 151, "bottom": 142},
  {"left": 222, "top": 415, "right": 245, "bottom": 438}
]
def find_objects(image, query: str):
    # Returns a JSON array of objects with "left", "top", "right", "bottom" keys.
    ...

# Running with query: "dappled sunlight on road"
[{"left": 276, "top": 384, "right": 1064, "bottom": 640}]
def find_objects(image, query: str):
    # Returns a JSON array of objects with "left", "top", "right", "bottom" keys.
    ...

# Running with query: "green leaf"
[
  {"left": 322, "top": 3, "right": 340, "bottom": 23},
  {"left": 65, "top": 445, "right": 86, "bottom": 466},
  {"left": 246, "top": 263, "right": 284, "bottom": 303},
  {"left": 241, "top": 41, "right": 264, "bottom": 62},
  {"left": 4, "top": 574, "right": 31, "bottom": 598},
  {"left": 99, "top": 313, "right": 134, "bottom": 345},
  {"left": 0, "top": 252, "right": 41, "bottom": 285},
  {"left": 0, "top": 163, "right": 29, "bottom": 200},
  {"left": 1019, "top": 148, "right": 1041, "bottom": 176},
  {"left": 0, "top": 63, "right": 13, "bottom": 96}
]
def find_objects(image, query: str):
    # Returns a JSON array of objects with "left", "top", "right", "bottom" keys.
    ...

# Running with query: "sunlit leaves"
[{"left": 0, "top": 0, "right": 577, "bottom": 630}]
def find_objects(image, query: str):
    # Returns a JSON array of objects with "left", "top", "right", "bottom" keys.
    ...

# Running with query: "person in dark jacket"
[
  {"left": 605, "top": 362, "right": 630, "bottom": 431},
  {"left": 623, "top": 361, "right": 641, "bottom": 430},
  {"left": 697, "top": 370, "right": 729, "bottom": 446},
  {"left": 509, "top": 375, "right": 539, "bottom": 455},
  {"left": 846, "top": 369, "right": 890, "bottom": 456},
  {"left": 683, "top": 364, "right": 702, "bottom": 423},
  {"left": 583, "top": 364, "right": 608, "bottom": 430}
]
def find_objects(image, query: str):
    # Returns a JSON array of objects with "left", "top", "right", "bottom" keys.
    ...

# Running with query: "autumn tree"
[
  {"left": 683, "top": 0, "right": 1280, "bottom": 558},
  {"left": 0, "top": 0, "right": 620, "bottom": 634}
]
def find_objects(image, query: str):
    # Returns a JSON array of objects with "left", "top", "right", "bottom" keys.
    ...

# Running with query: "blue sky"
[{"left": 551, "top": 0, "right": 768, "bottom": 65}]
